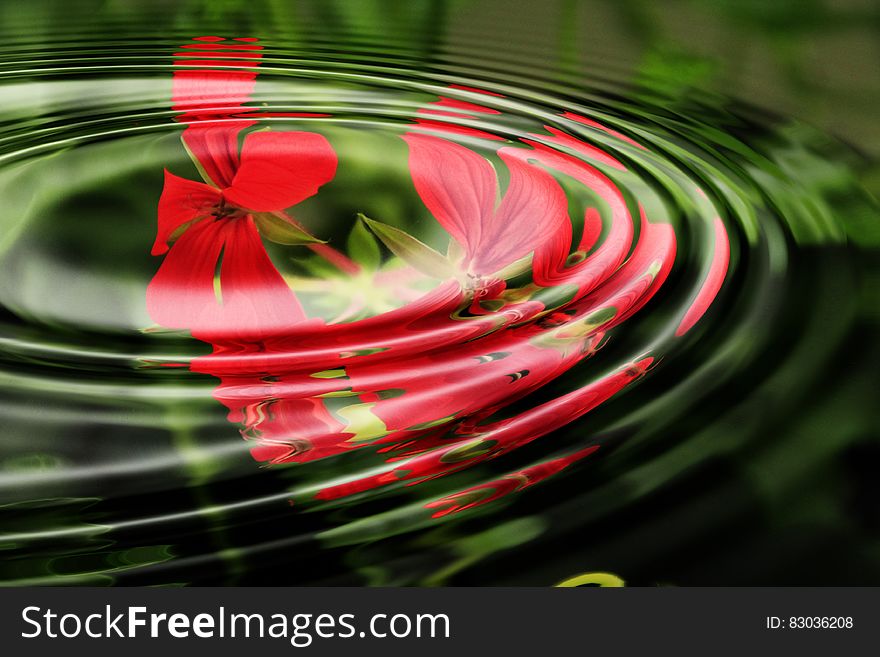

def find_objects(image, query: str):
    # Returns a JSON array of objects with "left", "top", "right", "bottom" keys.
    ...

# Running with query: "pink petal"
[
  {"left": 579, "top": 207, "right": 604, "bottom": 252},
  {"left": 474, "top": 359, "right": 654, "bottom": 449},
  {"left": 422, "top": 96, "right": 500, "bottom": 116},
  {"left": 403, "top": 133, "right": 497, "bottom": 261},
  {"left": 172, "top": 37, "right": 262, "bottom": 186},
  {"left": 474, "top": 148, "right": 569, "bottom": 275},
  {"left": 586, "top": 206, "right": 677, "bottom": 328},
  {"left": 410, "top": 120, "right": 505, "bottom": 142},
  {"left": 526, "top": 143, "right": 634, "bottom": 297},
  {"left": 152, "top": 169, "right": 221, "bottom": 255},
  {"left": 223, "top": 131, "right": 338, "bottom": 212},
  {"left": 675, "top": 217, "right": 730, "bottom": 336}
]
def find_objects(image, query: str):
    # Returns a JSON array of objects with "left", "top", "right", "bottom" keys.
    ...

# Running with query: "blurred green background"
[{"left": 2, "top": 0, "right": 878, "bottom": 157}]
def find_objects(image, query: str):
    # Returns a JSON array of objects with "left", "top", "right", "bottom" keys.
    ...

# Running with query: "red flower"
[
  {"left": 211, "top": 376, "right": 352, "bottom": 464},
  {"left": 146, "top": 37, "right": 338, "bottom": 343},
  {"left": 147, "top": 130, "right": 337, "bottom": 342},
  {"left": 145, "top": 68, "right": 727, "bottom": 510},
  {"left": 342, "top": 320, "right": 602, "bottom": 439},
  {"left": 402, "top": 133, "right": 570, "bottom": 281},
  {"left": 314, "top": 358, "right": 652, "bottom": 501}
]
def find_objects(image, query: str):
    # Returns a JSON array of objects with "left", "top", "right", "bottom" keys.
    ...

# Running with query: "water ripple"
[{"left": 0, "top": 28, "right": 876, "bottom": 586}]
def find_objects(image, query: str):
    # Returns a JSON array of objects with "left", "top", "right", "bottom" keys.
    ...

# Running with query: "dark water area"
[{"left": 0, "top": 0, "right": 878, "bottom": 586}]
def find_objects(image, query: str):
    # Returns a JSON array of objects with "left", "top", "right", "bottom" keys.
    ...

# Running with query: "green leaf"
[
  {"left": 359, "top": 213, "right": 452, "bottom": 278},
  {"left": 253, "top": 212, "right": 324, "bottom": 246},
  {"left": 347, "top": 217, "right": 382, "bottom": 269},
  {"left": 491, "top": 254, "right": 533, "bottom": 280},
  {"left": 181, "top": 136, "right": 218, "bottom": 188},
  {"left": 310, "top": 368, "right": 348, "bottom": 379},
  {"left": 300, "top": 254, "right": 342, "bottom": 278}
]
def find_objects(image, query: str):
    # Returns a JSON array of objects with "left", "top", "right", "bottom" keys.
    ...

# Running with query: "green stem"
[{"left": 167, "top": 407, "right": 245, "bottom": 584}]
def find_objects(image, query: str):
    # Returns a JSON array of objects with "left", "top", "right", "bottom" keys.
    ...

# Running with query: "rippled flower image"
[
  {"left": 148, "top": 37, "right": 337, "bottom": 342},
  {"left": 400, "top": 132, "right": 569, "bottom": 281},
  {"left": 147, "top": 129, "right": 337, "bottom": 340},
  {"left": 0, "top": 0, "right": 878, "bottom": 589},
  {"left": 144, "top": 38, "right": 690, "bottom": 509}
]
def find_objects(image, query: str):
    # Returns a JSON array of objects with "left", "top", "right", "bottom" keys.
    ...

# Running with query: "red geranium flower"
[
  {"left": 146, "top": 129, "right": 337, "bottom": 342},
  {"left": 402, "top": 133, "right": 570, "bottom": 282},
  {"left": 147, "top": 36, "right": 339, "bottom": 343}
]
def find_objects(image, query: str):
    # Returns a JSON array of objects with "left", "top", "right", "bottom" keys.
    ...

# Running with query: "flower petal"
[
  {"left": 214, "top": 217, "right": 307, "bottom": 341},
  {"left": 152, "top": 169, "right": 221, "bottom": 255},
  {"left": 675, "top": 217, "right": 729, "bottom": 336},
  {"left": 181, "top": 124, "right": 253, "bottom": 188},
  {"left": 223, "top": 131, "right": 338, "bottom": 212},
  {"left": 172, "top": 66, "right": 259, "bottom": 116},
  {"left": 403, "top": 133, "right": 497, "bottom": 262},
  {"left": 473, "top": 149, "right": 569, "bottom": 275},
  {"left": 146, "top": 216, "right": 229, "bottom": 330},
  {"left": 147, "top": 216, "right": 306, "bottom": 342}
]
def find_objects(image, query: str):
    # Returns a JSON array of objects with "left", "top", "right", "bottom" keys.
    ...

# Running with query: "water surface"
[{"left": 0, "top": 0, "right": 878, "bottom": 586}]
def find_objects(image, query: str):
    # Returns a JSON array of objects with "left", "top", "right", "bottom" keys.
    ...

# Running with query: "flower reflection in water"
[{"left": 147, "top": 37, "right": 729, "bottom": 519}]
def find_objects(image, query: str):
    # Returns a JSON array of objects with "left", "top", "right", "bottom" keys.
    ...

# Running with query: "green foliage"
[
  {"left": 360, "top": 213, "right": 452, "bottom": 278},
  {"left": 346, "top": 217, "right": 381, "bottom": 270}
]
